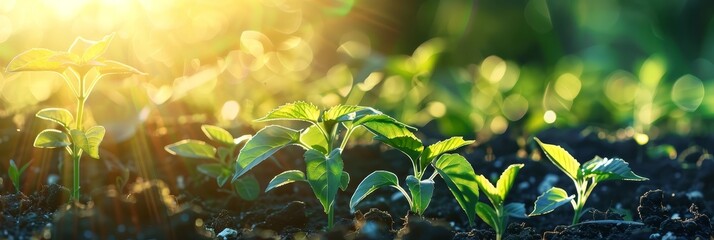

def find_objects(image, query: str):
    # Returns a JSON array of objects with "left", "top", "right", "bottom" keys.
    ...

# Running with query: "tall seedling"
[
  {"left": 529, "top": 138, "right": 648, "bottom": 224},
  {"left": 233, "top": 101, "right": 417, "bottom": 229},
  {"left": 350, "top": 136, "right": 481, "bottom": 225},
  {"left": 6, "top": 34, "right": 144, "bottom": 201}
]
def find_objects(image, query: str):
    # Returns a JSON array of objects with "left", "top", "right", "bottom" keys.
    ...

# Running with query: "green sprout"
[
  {"left": 474, "top": 164, "right": 526, "bottom": 240},
  {"left": 233, "top": 101, "right": 417, "bottom": 229},
  {"left": 350, "top": 137, "right": 481, "bottom": 225},
  {"left": 529, "top": 138, "right": 648, "bottom": 224},
  {"left": 8, "top": 160, "right": 32, "bottom": 193},
  {"left": 165, "top": 125, "right": 260, "bottom": 200},
  {"left": 6, "top": 33, "right": 145, "bottom": 201}
]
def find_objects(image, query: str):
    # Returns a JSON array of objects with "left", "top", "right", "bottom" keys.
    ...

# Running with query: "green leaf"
[
  {"left": 305, "top": 149, "right": 344, "bottom": 213},
  {"left": 433, "top": 154, "right": 480, "bottom": 224},
  {"left": 256, "top": 101, "right": 321, "bottom": 123},
  {"left": 475, "top": 202, "right": 499, "bottom": 230},
  {"left": 299, "top": 125, "right": 329, "bottom": 154},
  {"left": 8, "top": 160, "right": 19, "bottom": 192},
  {"left": 217, "top": 174, "right": 230, "bottom": 187},
  {"left": 81, "top": 33, "right": 113, "bottom": 62},
  {"left": 36, "top": 108, "right": 73, "bottom": 128},
  {"left": 581, "top": 157, "right": 648, "bottom": 182},
  {"left": 233, "top": 175, "right": 260, "bottom": 201},
  {"left": 197, "top": 163, "right": 227, "bottom": 178},
  {"left": 534, "top": 138, "right": 580, "bottom": 181},
  {"left": 6, "top": 48, "right": 65, "bottom": 72},
  {"left": 69, "top": 126, "right": 106, "bottom": 159},
  {"left": 217, "top": 147, "right": 232, "bottom": 162},
  {"left": 322, "top": 104, "right": 366, "bottom": 122},
  {"left": 96, "top": 60, "right": 146, "bottom": 75},
  {"left": 361, "top": 116, "right": 423, "bottom": 163},
  {"left": 201, "top": 125, "right": 235, "bottom": 147},
  {"left": 504, "top": 203, "right": 527, "bottom": 218},
  {"left": 266, "top": 170, "right": 306, "bottom": 192},
  {"left": 165, "top": 139, "right": 216, "bottom": 160},
  {"left": 496, "top": 164, "right": 524, "bottom": 201},
  {"left": 529, "top": 187, "right": 575, "bottom": 216},
  {"left": 340, "top": 171, "right": 350, "bottom": 191},
  {"left": 475, "top": 174, "right": 501, "bottom": 207},
  {"left": 406, "top": 175, "right": 434, "bottom": 215},
  {"left": 34, "top": 129, "right": 71, "bottom": 148},
  {"left": 420, "top": 137, "right": 474, "bottom": 172},
  {"left": 350, "top": 170, "right": 408, "bottom": 211},
  {"left": 234, "top": 125, "right": 300, "bottom": 179}
]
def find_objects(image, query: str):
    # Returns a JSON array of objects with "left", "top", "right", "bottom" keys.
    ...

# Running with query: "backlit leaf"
[
  {"left": 340, "top": 171, "right": 350, "bottom": 191},
  {"left": 81, "top": 34, "right": 114, "bottom": 62},
  {"left": 256, "top": 101, "right": 321, "bottom": 123},
  {"left": 350, "top": 170, "right": 408, "bottom": 211},
  {"left": 433, "top": 154, "right": 480, "bottom": 224},
  {"left": 234, "top": 125, "right": 300, "bottom": 179},
  {"left": 534, "top": 138, "right": 580, "bottom": 181},
  {"left": 6, "top": 48, "right": 65, "bottom": 72},
  {"left": 361, "top": 116, "right": 423, "bottom": 164},
  {"left": 496, "top": 164, "right": 524, "bottom": 200},
  {"left": 34, "top": 129, "right": 71, "bottom": 148},
  {"left": 201, "top": 125, "right": 235, "bottom": 147},
  {"left": 475, "top": 202, "right": 498, "bottom": 230},
  {"left": 300, "top": 125, "right": 329, "bottom": 154},
  {"left": 36, "top": 108, "right": 74, "bottom": 128},
  {"left": 529, "top": 187, "right": 574, "bottom": 216},
  {"left": 420, "top": 137, "right": 474, "bottom": 172},
  {"left": 165, "top": 139, "right": 216, "bottom": 160},
  {"left": 96, "top": 60, "right": 146, "bottom": 75},
  {"left": 305, "top": 149, "right": 344, "bottom": 213},
  {"left": 475, "top": 174, "right": 501, "bottom": 206},
  {"left": 322, "top": 104, "right": 365, "bottom": 122},
  {"left": 70, "top": 126, "right": 106, "bottom": 159},
  {"left": 582, "top": 157, "right": 648, "bottom": 182},
  {"left": 406, "top": 175, "right": 434, "bottom": 215},
  {"left": 266, "top": 170, "right": 306, "bottom": 192}
]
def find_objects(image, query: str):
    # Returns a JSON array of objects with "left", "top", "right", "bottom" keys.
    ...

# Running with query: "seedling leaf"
[
  {"left": 70, "top": 126, "right": 105, "bottom": 159},
  {"left": 8, "top": 160, "right": 19, "bottom": 192},
  {"left": 165, "top": 139, "right": 217, "bottom": 160},
  {"left": 36, "top": 108, "right": 74, "bottom": 128},
  {"left": 529, "top": 187, "right": 574, "bottom": 216},
  {"left": 300, "top": 125, "right": 329, "bottom": 154},
  {"left": 6, "top": 48, "right": 65, "bottom": 72},
  {"left": 81, "top": 33, "right": 113, "bottom": 62},
  {"left": 201, "top": 125, "right": 235, "bottom": 147},
  {"left": 234, "top": 125, "right": 300, "bottom": 179},
  {"left": 350, "top": 170, "right": 406, "bottom": 211},
  {"left": 196, "top": 163, "right": 227, "bottom": 178},
  {"left": 475, "top": 202, "right": 499, "bottom": 230},
  {"left": 257, "top": 101, "right": 321, "bottom": 123},
  {"left": 406, "top": 175, "right": 434, "bottom": 215},
  {"left": 96, "top": 60, "right": 146, "bottom": 75},
  {"left": 305, "top": 149, "right": 344, "bottom": 213},
  {"left": 266, "top": 170, "right": 306, "bottom": 192},
  {"left": 340, "top": 171, "right": 350, "bottom": 191},
  {"left": 582, "top": 157, "right": 648, "bottom": 182},
  {"left": 233, "top": 175, "right": 260, "bottom": 200},
  {"left": 504, "top": 202, "right": 527, "bottom": 218},
  {"left": 362, "top": 117, "right": 423, "bottom": 163},
  {"left": 420, "top": 137, "right": 474, "bottom": 172},
  {"left": 534, "top": 138, "right": 580, "bottom": 181},
  {"left": 323, "top": 105, "right": 365, "bottom": 122},
  {"left": 496, "top": 164, "right": 524, "bottom": 200},
  {"left": 433, "top": 154, "right": 480, "bottom": 224},
  {"left": 34, "top": 129, "right": 71, "bottom": 148},
  {"left": 475, "top": 174, "right": 501, "bottom": 206}
]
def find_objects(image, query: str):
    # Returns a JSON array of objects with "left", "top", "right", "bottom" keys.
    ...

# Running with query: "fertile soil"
[{"left": 1, "top": 125, "right": 713, "bottom": 239}]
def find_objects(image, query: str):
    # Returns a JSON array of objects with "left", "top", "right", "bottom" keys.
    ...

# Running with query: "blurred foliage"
[{"left": 1, "top": 0, "right": 714, "bottom": 144}]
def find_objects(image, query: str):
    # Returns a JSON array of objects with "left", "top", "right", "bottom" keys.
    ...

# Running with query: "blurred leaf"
[
  {"left": 233, "top": 175, "right": 260, "bottom": 201},
  {"left": 81, "top": 34, "right": 114, "bottom": 62},
  {"left": 340, "top": 171, "right": 350, "bottom": 191},
  {"left": 34, "top": 129, "right": 71, "bottom": 148},
  {"left": 201, "top": 125, "right": 235, "bottom": 147},
  {"left": 6, "top": 48, "right": 64, "bottom": 72},
  {"left": 505, "top": 203, "right": 527, "bottom": 218},
  {"left": 165, "top": 139, "right": 217, "bottom": 160}
]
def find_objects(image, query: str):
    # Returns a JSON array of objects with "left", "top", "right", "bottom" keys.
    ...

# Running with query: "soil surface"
[{"left": 1, "top": 125, "right": 713, "bottom": 239}]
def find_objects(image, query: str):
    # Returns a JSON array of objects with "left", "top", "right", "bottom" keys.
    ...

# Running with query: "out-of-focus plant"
[
  {"left": 350, "top": 137, "right": 480, "bottom": 225},
  {"left": 233, "top": 101, "right": 416, "bottom": 229},
  {"left": 529, "top": 138, "right": 648, "bottom": 224},
  {"left": 474, "top": 164, "right": 526, "bottom": 240},
  {"left": 165, "top": 125, "right": 259, "bottom": 200},
  {"left": 5, "top": 33, "right": 145, "bottom": 201},
  {"left": 8, "top": 159, "right": 32, "bottom": 193}
]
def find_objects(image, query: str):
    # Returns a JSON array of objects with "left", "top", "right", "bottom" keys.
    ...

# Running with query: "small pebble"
[{"left": 217, "top": 228, "right": 238, "bottom": 240}]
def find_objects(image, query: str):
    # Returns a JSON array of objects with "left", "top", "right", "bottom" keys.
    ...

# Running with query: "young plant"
[
  {"left": 529, "top": 138, "right": 648, "bottom": 224},
  {"left": 165, "top": 125, "right": 259, "bottom": 200},
  {"left": 350, "top": 136, "right": 481, "bottom": 225},
  {"left": 474, "top": 164, "right": 526, "bottom": 240},
  {"left": 233, "top": 101, "right": 417, "bottom": 229},
  {"left": 8, "top": 160, "right": 32, "bottom": 193},
  {"left": 6, "top": 33, "right": 145, "bottom": 201}
]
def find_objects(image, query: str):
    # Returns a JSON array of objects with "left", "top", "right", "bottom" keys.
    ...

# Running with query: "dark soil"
[{"left": 1, "top": 126, "right": 713, "bottom": 239}]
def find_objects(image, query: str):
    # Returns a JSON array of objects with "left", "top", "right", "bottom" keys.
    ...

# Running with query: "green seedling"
[
  {"left": 165, "top": 125, "right": 259, "bottom": 200},
  {"left": 8, "top": 160, "right": 32, "bottom": 193},
  {"left": 350, "top": 136, "right": 481, "bottom": 225},
  {"left": 529, "top": 138, "right": 648, "bottom": 224},
  {"left": 233, "top": 101, "right": 416, "bottom": 229},
  {"left": 6, "top": 33, "right": 144, "bottom": 201},
  {"left": 474, "top": 164, "right": 526, "bottom": 240}
]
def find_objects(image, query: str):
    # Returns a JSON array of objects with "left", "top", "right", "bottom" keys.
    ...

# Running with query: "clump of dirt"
[
  {"left": 0, "top": 184, "right": 66, "bottom": 239},
  {"left": 638, "top": 189, "right": 712, "bottom": 239}
]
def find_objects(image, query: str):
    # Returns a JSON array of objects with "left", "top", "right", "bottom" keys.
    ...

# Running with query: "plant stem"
[
  {"left": 327, "top": 207, "right": 334, "bottom": 230},
  {"left": 70, "top": 73, "right": 87, "bottom": 202}
]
